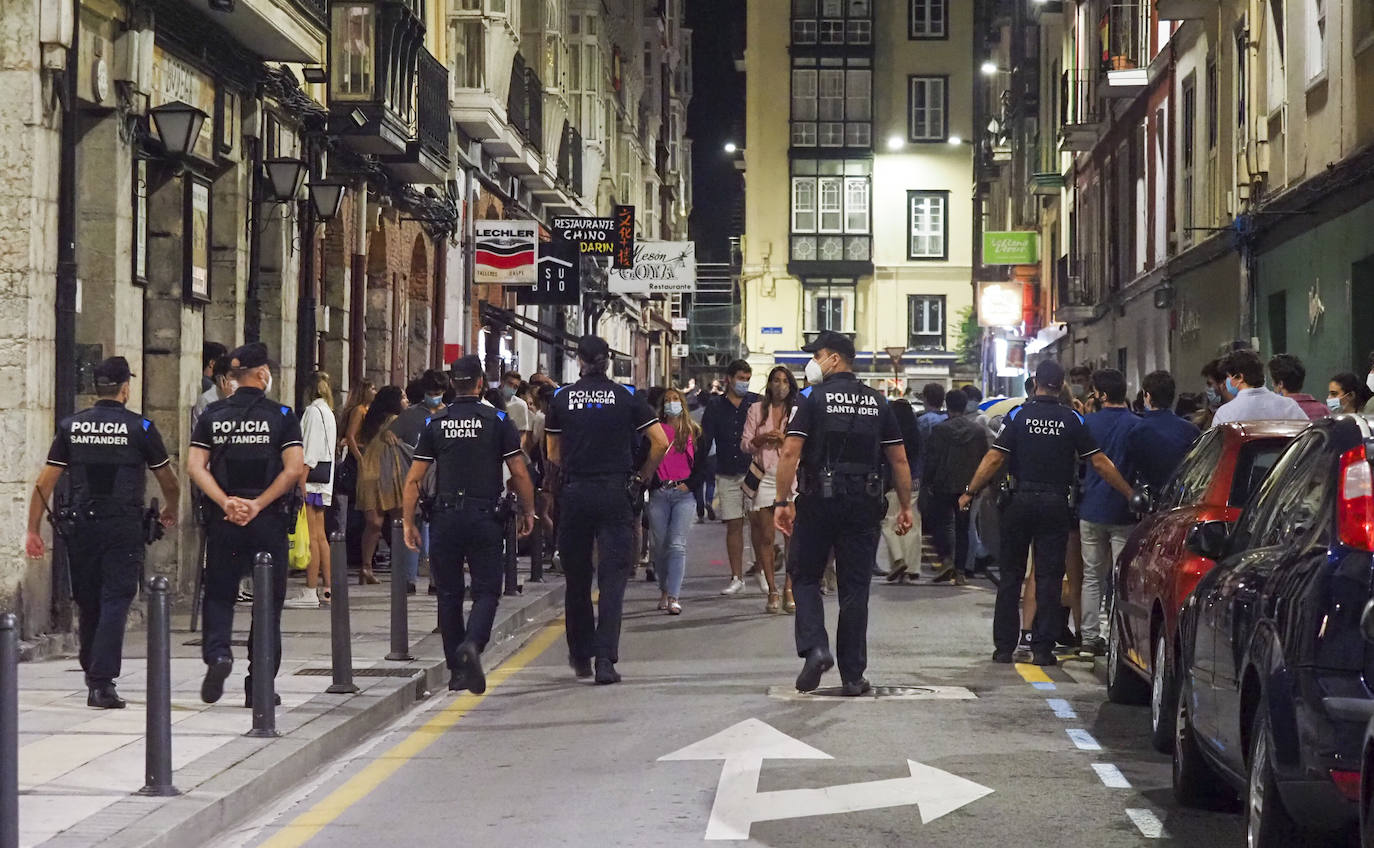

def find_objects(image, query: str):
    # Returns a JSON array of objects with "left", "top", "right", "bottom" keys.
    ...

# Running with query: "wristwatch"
[
  {"left": 963, "top": 486, "right": 977, "bottom": 496},
  {"left": 772, "top": 499, "right": 790, "bottom": 509}
]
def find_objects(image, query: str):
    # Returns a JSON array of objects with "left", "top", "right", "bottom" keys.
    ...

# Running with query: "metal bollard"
[
  {"left": 327, "top": 528, "right": 358, "bottom": 693},
  {"left": 385, "top": 518, "right": 414, "bottom": 661},
  {"left": 502, "top": 499, "right": 520, "bottom": 597},
  {"left": 189, "top": 527, "right": 207, "bottom": 633},
  {"left": 528, "top": 490, "right": 544, "bottom": 584},
  {"left": 246, "top": 553, "right": 279, "bottom": 738},
  {"left": 139, "top": 577, "right": 179, "bottom": 796},
  {"left": 2, "top": 614, "right": 18, "bottom": 848}
]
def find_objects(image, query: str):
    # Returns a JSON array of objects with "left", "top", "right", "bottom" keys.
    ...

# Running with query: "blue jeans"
[{"left": 648, "top": 487, "right": 696, "bottom": 597}]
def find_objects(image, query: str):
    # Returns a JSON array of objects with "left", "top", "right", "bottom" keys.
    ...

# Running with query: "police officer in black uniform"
[
  {"left": 187, "top": 343, "right": 305, "bottom": 705},
  {"left": 958, "top": 360, "right": 1134, "bottom": 666},
  {"left": 774, "top": 331, "right": 914, "bottom": 695},
  {"left": 402, "top": 355, "right": 535, "bottom": 694},
  {"left": 546, "top": 335, "right": 668, "bottom": 684},
  {"left": 25, "top": 357, "right": 180, "bottom": 708}
]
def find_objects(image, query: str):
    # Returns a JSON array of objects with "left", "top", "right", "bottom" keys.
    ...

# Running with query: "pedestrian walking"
[
  {"left": 959, "top": 360, "right": 1134, "bottom": 667},
  {"left": 920, "top": 388, "right": 989, "bottom": 585},
  {"left": 1076, "top": 369, "right": 1140, "bottom": 657},
  {"left": 25, "top": 357, "right": 179, "bottom": 709},
  {"left": 546, "top": 335, "right": 669, "bottom": 684},
  {"left": 648, "top": 388, "right": 703, "bottom": 615},
  {"left": 355, "top": 386, "right": 409, "bottom": 588},
  {"left": 701, "top": 360, "right": 761, "bottom": 593},
  {"left": 881, "top": 397, "right": 921, "bottom": 583},
  {"left": 186, "top": 343, "right": 305, "bottom": 706},
  {"left": 403, "top": 356, "right": 534, "bottom": 693},
  {"left": 286, "top": 371, "right": 337, "bottom": 609},
  {"left": 1328, "top": 371, "right": 1372, "bottom": 414},
  {"left": 389, "top": 370, "right": 451, "bottom": 591},
  {"left": 741, "top": 366, "right": 798, "bottom": 613},
  {"left": 774, "top": 331, "right": 914, "bottom": 695}
]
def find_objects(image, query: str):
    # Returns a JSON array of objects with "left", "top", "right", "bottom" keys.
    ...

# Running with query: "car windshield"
[{"left": 1227, "top": 439, "right": 1290, "bottom": 507}]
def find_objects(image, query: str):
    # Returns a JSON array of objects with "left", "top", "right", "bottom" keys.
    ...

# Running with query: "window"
[
  {"left": 908, "top": 295, "right": 945, "bottom": 349},
  {"left": 1160, "top": 430, "right": 1223, "bottom": 509},
  {"left": 818, "top": 177, "right": 842, "bottom": 232},
  {"left": 1206, "top": 56, "right": 1219, "bottom": 150},
  {"left": 449, "top": 18, "right": 485, "bottom": 88},
  {"left": 1181, "top": 74, "right": 1196, "bottom": 238},
  {"left": 804, "top": 283, "right": 856, "bottom": 332},
  {"left": 791, "top": 178, "right": 817, "bottom": 231},
  {"left": 907, "top": 190, "right": 947, "bottom": 259},
  {"left": 844, "top": 177, "right": 869, "bottom": 232},
  {"left": 791, "top": 160, "right": 872, "bottom": 263},
  {"left": 1266, "top": 0, "right": 1286, "bottom": 113},
  {"left": 791, "top": 0, "right": 870, "bottom": 46},
  {"left": 331, "top": 5, "right": 375, "bottom": 99},
  {"left": 1306, "top": 0, "right": 1326, "bottom": 81},
  {"left": 816, "top": 297, "right": 844, "bottom": 331},
  {"left": 907, "top": 76, "right": 947, "bottom": 141},
  {"left": 909, "top": 0, "right": 947, "bottom": 39},
  {"left": 792, "top": 65, "right": 870, "bottom": 149},
  {"left": 1236, "top": 24, "right": 1248, "bottom": 132}
]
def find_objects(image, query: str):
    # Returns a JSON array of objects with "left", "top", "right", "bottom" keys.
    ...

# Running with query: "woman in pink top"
[
  {"left": 648, "top": 387, "right": 703, "bottom": 615},
  {"left": 741, "top": 366, "right": 798, "bottom": 614}
]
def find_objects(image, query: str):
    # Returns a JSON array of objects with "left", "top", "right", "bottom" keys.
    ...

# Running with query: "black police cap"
[
  {"left": 93, "top": 356, "right": 133, "bottom": 386},
  {"left": 228, "top": 342, "right": 271, "bottom": 371},
  {"left": 578, "top": 335, "right": 610, "bottom": 363},
  {"left": 451, "top": 355, "right": 483, "bottom": 382},
  {"left": 1035, "top": 359, "right": 1066, "bottom": 391},
  {"left": 801, "top": 331, "right": 856, "bottom": 361}
]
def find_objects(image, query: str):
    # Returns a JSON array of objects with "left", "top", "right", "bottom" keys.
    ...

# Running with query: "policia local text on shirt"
[
  {"left": 957, "top": 360, "right": 1134, "bottom": 667},
  {"left": 187, "top": 343, "right": 305, "bottom": 707},
  {"left": 773, "top": 331, "right": 914, "bottom": 696},
  {"left": 401, "top": 355, "right": 535, "bottom": 696},
  {"left": 26, "top": 356, "right": 180, "bottom": 709}
]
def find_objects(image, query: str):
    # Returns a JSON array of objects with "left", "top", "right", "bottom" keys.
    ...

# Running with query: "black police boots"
[
  {"left": 594, "top": 658, "right": 621, "bottom": 685},
  {"left": 201, "top": 657, "right": 233, "bottom": 704},
  {"left": 841, "top": 678, "right": 872, "bottom": 697},
  {"left": 87, "top": 685, "right": 126, "bottom": 709},
  {"left": 455, "top": 642, "right": 486, "bottom": 695},
  {"left": 243, "top": 678, "right": 282, "bottom": 708},
  {"left": 569, "top": 655, "right": 593, "bottom": 679},
  {"left": 795, "top": 647, "right": 835, "bottom": 693}
]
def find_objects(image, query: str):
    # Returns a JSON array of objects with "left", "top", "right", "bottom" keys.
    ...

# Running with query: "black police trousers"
[
  {"left": 202, "top": 511, "right": 288, "bottom": 685},
  {"left": 787, "top": 493, "right": 885, "bottom": 684},
  {"left": 67, "top": 516, "right": 143, "bottom": 687},
  {"left": 558, "top": 479, "right": 634, "bottom": 663},
  {"left": 993, "top": 492, "right": 1073, "bottom": 654},
  {"left": 429, "top": 506, "right": 504, "bottom": 668}
]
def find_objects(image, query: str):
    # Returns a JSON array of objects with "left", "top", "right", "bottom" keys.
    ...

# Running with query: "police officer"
[
  {"left": 774, "top": 331, "right": 914, "bottom": 695},
  {"left": 187, "top": 343, "right": 305, "bottom": 706},
  {"left": 402, "top": 356, "right": 534, "bottom": 694},
  {"left": 958, "top": 360, "right": 1134, "bottom": 666},
  {"left": 546, "top": 335, "right": 668, "bottom": 684},
  {"left": 25, "top": 357, "right": 180, "bottom": 708}
]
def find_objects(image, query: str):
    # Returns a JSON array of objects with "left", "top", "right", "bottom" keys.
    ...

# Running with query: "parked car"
[
  {"left": 1107, "top": 421, "right": 1304, "bottom": 753},
  {"left": 1173, "top": 415, "right": 1374, "bottom": 846}
]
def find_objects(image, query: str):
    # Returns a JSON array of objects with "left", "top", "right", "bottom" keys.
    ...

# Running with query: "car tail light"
[
  {"left": 1339, "top": 446, "right": 1374, "bottom": 552},
  {"left": 1330, "top": 769, "right": 1361, "bottom": 801}
]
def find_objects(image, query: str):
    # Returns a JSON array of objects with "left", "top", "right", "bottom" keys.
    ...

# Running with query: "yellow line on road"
[
  {"left": 258, "top": 620, "right": 566, "bottom": 848},
  {"left": 1014, "top": 663, "right": 1053, "bottom": 684}
]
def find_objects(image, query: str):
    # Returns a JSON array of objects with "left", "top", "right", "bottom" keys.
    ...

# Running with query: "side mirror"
[
  {"left": 1362, "top": 600, "right": 1374, "bottom": 643},
  {"left": 1129, "top": 488, "right": 1153, "bottom": 514},
  {"left": 1185, "top": 520, "right": 1230, "bottom": 561}
]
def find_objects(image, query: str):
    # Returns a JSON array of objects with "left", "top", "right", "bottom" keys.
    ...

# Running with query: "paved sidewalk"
[{"left": 14, "top": 568, "right": 563, "bottom": 848}]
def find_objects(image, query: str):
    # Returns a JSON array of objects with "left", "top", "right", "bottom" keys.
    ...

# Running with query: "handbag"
[{"left": 741, "top": 459, "right": 766, "bottom": 501}]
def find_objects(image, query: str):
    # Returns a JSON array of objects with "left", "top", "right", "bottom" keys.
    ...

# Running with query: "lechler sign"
[
  {"left": 608, "top": 241, "right": 696, "bottom": 294},
  {"left": 982, "top": 232, "right": 1039, "bottom": 265},
  {"left": 475, "top": 221, "right": 537, "bottom": 285}
]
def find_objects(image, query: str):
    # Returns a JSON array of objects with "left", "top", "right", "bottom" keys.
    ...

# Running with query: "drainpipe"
[
  {"left": 349, "top": 179, "right": 367, "bottom": 388},
  {"left": 295, "top": 142, "right": 318, "bottom": 410},
  {"left": 245, "top": 130, "right": 264, "bottom": 344}
]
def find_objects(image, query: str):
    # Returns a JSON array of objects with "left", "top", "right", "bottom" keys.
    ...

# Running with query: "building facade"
[{"left": 740, "top": 0, "right": 976, "bottom": 392}]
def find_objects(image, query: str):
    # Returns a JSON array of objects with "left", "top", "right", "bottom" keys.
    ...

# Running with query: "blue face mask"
[
  {"left": 1225, "top": 376, "right": 1238, "bottom": 397},
  {"left": 1328, "top": 396, "right": 1344, "bottom": 413},
  {"left": 1204, "top": 386, "right": 1221, "bottom": 408},
  {"left": 733, "top": 380, "right": 751, "bottom": 396},
  {"left": 664, "top": 401, "right": 684, "bottom": 417},
  {"left": 424, "top": 395, "right": 443, "bottom": 409}
]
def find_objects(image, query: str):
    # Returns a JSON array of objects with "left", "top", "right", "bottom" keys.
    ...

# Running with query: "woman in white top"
[{"left": 289, "top": 371, "right": 338, "bottom": 609}]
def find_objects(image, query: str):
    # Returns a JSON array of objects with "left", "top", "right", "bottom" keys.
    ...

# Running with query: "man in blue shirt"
[
  {"left": 1077, "top": 368, "right": 1140, "bottom": 656},
  {"left": 1123, "top": 370, "right": 1201, "bottom": 495}
]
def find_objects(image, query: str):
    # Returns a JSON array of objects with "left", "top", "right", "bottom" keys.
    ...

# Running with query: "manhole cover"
[
  {"left": 295, "top": 667, "right": 421, "bottom": 678},
  {"left": 767, "top": 685, "right": 977, "bottom": 701}
]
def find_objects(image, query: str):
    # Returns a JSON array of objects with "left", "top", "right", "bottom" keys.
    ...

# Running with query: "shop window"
[{"left": 332, "top": 4, "right": 375, "bottom": 99}]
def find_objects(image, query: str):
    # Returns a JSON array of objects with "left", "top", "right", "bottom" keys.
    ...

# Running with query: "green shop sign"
[{"left": 983, "top": 232, "right": 1039, "bottom": 265}]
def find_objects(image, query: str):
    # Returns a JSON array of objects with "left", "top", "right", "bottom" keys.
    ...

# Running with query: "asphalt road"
[{"left": 213, "top": 521, "right": 1259, "bottom": 848}]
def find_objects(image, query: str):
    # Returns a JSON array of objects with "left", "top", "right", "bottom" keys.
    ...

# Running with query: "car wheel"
[
  {"left": 1247, "top": 700, "right": 1304, "bottom": 847},
  {"left": 1150, "top": 631, "right": 1178, "bottom": 754},
  {"left": 1173, "top": 681, "right": 1228, "bottom": 808},
  {"left": 1106, "top": 602, "right": 1149, "bottom": 705}
]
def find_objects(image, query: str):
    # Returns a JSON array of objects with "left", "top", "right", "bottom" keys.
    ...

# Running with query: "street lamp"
[
  {"left": 948, "top": 135, "right": 963, "bottom": 145},
  {"left": 148, "top": 101, "right": 208, "bottom": 158},
  {"left": 723, "top": 141, "right": 738, "bottom": 154},
  {"left": 980, "top": 60, "right": 998, "bottom": 76},
  {"left": 307, "top": 180, "right": 348, "bottom": 221},
  {"left": 886, "top": 135, "right": 905, "bottom": 151},
  {"left": 263, "top": 157, "right": 308, "bottom": 203}
]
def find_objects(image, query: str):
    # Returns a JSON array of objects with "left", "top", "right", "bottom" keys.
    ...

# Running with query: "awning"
[
  {"left": 1024, "top": 324, "right": 1068, "bottom": 355},
  {"left": 479, "top": 302, "right": 631, "bottom": 360}
]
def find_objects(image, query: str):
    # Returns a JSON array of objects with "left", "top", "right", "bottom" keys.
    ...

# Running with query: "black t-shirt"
[
  {"left": 190, "top": 387, "right": 303, "bottom": 499},
  {"left": 787, "top": 372, "right": 903, "bottom": 473},
  {"left": 992, "top": 395, "right": 1100, "bottom": 488},
  {"left": 545, "top": 374, "right": 657, "bottom": 476},
  {"left": 46, "top": 400, "right": 171, "bottom": 508},
  {"left": 414, "top": 397, "right": 521, "bottom": 499}
]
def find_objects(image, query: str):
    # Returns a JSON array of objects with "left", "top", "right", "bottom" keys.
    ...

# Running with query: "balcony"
[
  {"left": 1054, "top": 254, "right": 1101, "bottom": 323},
  {"left": 1030, "top": 172, "right": 1065, "bottom": 196},
  {"left": 448, "top": 15, "right": 520, "bottom": 145},
  {"left": 382, "top": 48, "right": 452, "bottom": 185},
  {"left": 175, "top": 0, "right": 326, "bottom": 62},
  {"left": 1157, "top": 0, "right": 1216, "bottom": 19},
  {"left": 327, "top": 0, "right": 426, "bottom": 155},
  {"left": 1100, "top": 1, "right": 1150, "bottom": 98},
  {"left": 1059, "top": 70, "right": 1103, "bottom": 151},
  {"left": 787, "top": 234, "right": 873, "bottom": 278}
]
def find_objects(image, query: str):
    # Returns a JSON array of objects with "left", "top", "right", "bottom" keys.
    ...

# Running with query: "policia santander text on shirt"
[
  {"left": 401, "top": 355, "right": 535, "bottom": 695},
  {"left": 774, "top": 331, "right": 914, "bottom": 696},
  {"left": 25, "top": 357, "right": 180, "bottom": 709},
  {"left": 546, "top": 335, "right": 669, "bottom": 685},
  {"left": 957, "top": 360, "right": 1134, "bottom": 667},
  {"left": 187, "top": 343, "right": 305, "bottom": 707}
]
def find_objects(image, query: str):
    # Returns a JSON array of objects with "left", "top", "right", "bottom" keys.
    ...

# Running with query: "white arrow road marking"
[{"left": 659, "top": 719, "right": 994, "bottom": 840}]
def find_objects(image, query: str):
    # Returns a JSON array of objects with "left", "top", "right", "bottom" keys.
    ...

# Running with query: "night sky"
[{"left": 685, "top": 0, "right": 745, "bottom": 263}]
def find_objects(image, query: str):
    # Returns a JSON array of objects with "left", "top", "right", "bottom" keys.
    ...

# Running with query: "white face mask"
[
  {"left": 804, "top": 357, "right": 824, "bottom": 385},
  {"left": 1366, "top": 372, "right": 1374, "bottom": 393},
  {"left": 264, "top": 371, "right": 273, "bottom": 397}
]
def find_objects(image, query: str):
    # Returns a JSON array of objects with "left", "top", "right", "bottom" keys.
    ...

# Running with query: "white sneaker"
[
  {"left": 721, "top": 577, "right": 746, "bottom": 595},
  {"left": 284, "top": 588, "right": 319, "bottom": 609},
  {"left": 754, "top": 569, "right": 770, "bottom": 594}
]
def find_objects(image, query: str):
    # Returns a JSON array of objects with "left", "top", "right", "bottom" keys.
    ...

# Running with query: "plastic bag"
[{"left": 287, "top": 507, "right": 310, "bottom": 572}]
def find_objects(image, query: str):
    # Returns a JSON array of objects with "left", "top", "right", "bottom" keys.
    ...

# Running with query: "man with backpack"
[{"left": 920, "top": 388, "right": 988, "bottom": 585}]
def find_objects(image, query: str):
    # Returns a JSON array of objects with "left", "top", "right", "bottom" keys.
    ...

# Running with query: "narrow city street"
[{"left": 210, "top": 523, "right": 1251, "bottom": 848}]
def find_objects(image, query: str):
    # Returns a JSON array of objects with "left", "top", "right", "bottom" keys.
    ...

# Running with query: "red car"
[{"left": 1106, "top": 420, "right": 1306, "bottom": 752}]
